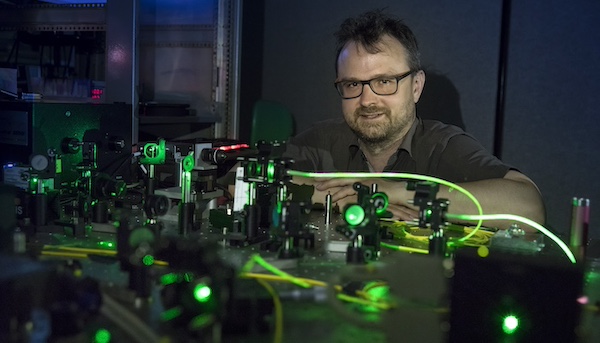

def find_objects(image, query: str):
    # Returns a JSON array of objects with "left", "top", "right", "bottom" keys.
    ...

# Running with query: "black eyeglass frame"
[{"left": 334, "top": 70, "right": 415, "bottom": 99}]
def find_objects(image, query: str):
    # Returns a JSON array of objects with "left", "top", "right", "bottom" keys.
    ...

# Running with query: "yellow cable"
[
  {"left": 41, "top": 251, "right": 88, "bottom": 259},
  {"left": 249, "top": 254, "right": 311, "bottom": 288},
  {"left": 385, "top": 221, "right": 495, "bottom": 249},
  {"left": 240, "top": 272, "right": 342, "bottom": 292},
  {"left": 41, "top": 246, "right": 169, "bottom": 266},
  {"left": 380, "top": 242, "right": 429, "bottom": 254},
  {"left": 256, "top": 279, "right": 283, "bottom": 343},
  {"left": 44, "top": 245, "right": 117, "bottom": 256},
  {"left": 153, "top": 260, "right": 169, "bottom": 267},
  {"left": 336, "top": 293, "right": 393, "bottom": 310}
]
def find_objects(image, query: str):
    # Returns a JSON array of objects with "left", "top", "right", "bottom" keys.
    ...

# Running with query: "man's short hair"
[{"left": 334, "top": 9, "right": 421, "bottom": 74}]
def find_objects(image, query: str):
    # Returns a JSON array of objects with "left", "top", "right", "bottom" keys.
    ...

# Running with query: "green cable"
[
  {"left": 287, "top": 170, "right": 483, "bottom": 242},
  {"left": 446, "top": 213, "right": 576, "bottom": 264}
]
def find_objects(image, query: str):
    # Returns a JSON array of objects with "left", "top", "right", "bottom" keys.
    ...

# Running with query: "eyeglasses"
[{"left": 334, "top": 70, "right": 414, "bottom": 99}]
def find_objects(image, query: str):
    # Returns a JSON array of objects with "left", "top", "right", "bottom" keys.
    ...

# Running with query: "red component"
[{"left": 217, "top": 144, "right": 250, "bottom": 151}]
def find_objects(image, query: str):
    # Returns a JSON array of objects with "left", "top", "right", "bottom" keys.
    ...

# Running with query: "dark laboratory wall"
[
  {"left": 238, "top": 0, "right": 265, "bottom": 144},
  {"left": 502, "top": 0, "right": 600, "bottom": 239}
]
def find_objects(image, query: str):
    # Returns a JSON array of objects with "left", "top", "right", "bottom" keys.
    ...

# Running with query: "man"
[{"left": 284, "top": 10, "right": 545, "bottom": 229}]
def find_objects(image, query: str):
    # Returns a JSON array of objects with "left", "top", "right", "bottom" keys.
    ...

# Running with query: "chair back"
[{"left": 250, "top": 100, "right": 294, "bottom": 146}]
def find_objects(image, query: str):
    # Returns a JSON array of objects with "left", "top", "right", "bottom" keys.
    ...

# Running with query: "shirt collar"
[
  {"left": 399, "top": 117, "right": 419, "bottom": 157},
  {"left": 348, "top": 117, "right": 420, "bottom": 157},
  {"left": 349, "top": 137, "right": 361, "bottom": 159}
]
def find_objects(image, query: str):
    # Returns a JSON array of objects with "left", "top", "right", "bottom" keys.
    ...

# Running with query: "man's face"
[{"left": 336, "top": 35, "right": 425, "bottom": 145}]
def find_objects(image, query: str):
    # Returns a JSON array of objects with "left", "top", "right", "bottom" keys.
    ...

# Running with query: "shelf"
[
  {"left": 0, "top": 3, "right": 106, "bottom": 32},
  {"left": 139, "top": 115, "right": 220, "bottom": 125}
]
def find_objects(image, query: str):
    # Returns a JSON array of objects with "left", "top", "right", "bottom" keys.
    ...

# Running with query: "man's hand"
[
  {"left": 312, "top": 177, "right": 417, "bottom": 220},
  {"left": 293, "top": 170, "right": 545, "bottom": 231},
  {"left": 314, "top": 177, "right": 409, "bottom": 203},
  {"left": 387, "top": 203, "right": 419, "bottom": 221},
  {"left": 314, "top": 177, "right": 360, "bottom": 202}
]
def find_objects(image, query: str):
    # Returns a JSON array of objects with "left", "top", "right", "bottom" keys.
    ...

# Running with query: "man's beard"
[
  {"left": 346, "top": 104, "right": 416, "bottom": 151},
  {"left": 347, "top": 106, "right": 397, "bottom": 144}
]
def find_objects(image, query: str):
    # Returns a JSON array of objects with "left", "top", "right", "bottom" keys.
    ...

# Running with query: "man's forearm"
[
  {"left": 395, "top": 171, "right": 545, "bottom": 231},
  {"left": 439, "top": 182, "right": 544, "bottom": 230},
  {"left": 296, "top": 172, "right": 546, "bottom": 231}
]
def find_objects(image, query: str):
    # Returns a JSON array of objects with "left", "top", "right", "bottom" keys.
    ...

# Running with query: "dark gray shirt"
[{"left": 283, "top": 117, "right": 510, "bottom": 183}]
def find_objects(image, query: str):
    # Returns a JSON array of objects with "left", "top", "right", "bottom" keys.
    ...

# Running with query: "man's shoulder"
[
  {"left": 284, "top": 118, "right": 354, "bottom": 170},
  {"left": 416, "top": 118, "right": 471, "bottom": 143},
  {"left": 311, "top": 118, "right": 349, "bottom": 130},
  {"left": 294, "top": 118, "right": 352, "bottom": 139},
  {"left": 420, "top": 119, "right": 466, "bottom": 135}
]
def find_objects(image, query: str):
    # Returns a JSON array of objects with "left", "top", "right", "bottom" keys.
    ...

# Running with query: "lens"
[
  {"left": 344, "top": 204, "right": 365, "bottom": 226},
  {"left": 370, "top": 77, "right": 398, "bottom": 95}
]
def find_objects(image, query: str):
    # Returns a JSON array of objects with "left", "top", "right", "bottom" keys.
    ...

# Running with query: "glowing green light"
[
  {"left": 194, "top": 283, "right": 212, "bottom": 303},
  {"left": 98, "top": 241, "right": 114, "bottom": 249},
  {"left": 502, "top": 315, "right": 519, "bottom": 334},
  {"left": 30, "top": 177, "right": 39, "bottom": 194},
  {"left": 140, "top": 139, "right": 166, "bottom": 164},
  {"left": 110, "top": 181, "right": 126, "bottom": 198},
  {"left": 586, "top": 271, "right": 600, "bottom": 284},
  {"left": 425, "top": 209, "right": 432, "bottom": 219},
  {"left": 142, "top": 255, "right": 154, "bottom": 266},
  {"left": 345, "top": 205, "right": 365, "bottom": 226},
  {"left": 365, "top": 283, "right": 389, "bottom": 300},
  {"left": 183, "top": 154, "right": 195, "bottom": 172},
  {"left": 189, "top": 313, "right": 215, "bottom": 330},
  {"left": 361, "top": 283, "right": 390, "bottom": 313},
  {"left": 372, "top": 192, "right": 389, "bottom": 215},
  {"left": 267, "top": 162, "right": 275, "bottom": 183},
  {"left": 161, "top": 306, "right": 183, "bottom": 321},
  {"left": 94, "top": 328, "right": 111, "bottom": 343},
  {"left": 160, "top": 273, "right": 179, "bottom": 286},
  {"left": 255, "top": 162, "right": 262, "bottom": 175}
]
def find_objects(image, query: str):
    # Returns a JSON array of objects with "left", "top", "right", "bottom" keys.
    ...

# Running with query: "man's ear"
[{"left": 412, "top": 70, "right": 426, "bottom": 103}]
